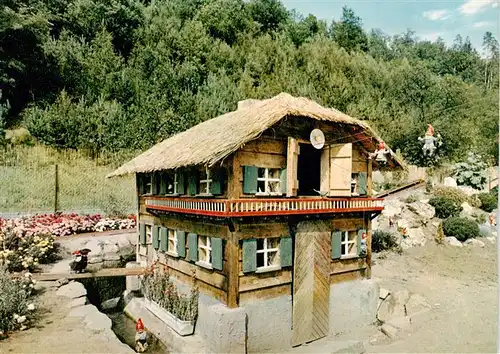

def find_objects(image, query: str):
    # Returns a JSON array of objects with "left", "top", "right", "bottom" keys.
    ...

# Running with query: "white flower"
[
  {"left": 27, "top": 304, "right": 35, "bottom": 311},
  {"left": 13, "top": 314, "right": 19, "bottom": 320},
  {"left": 25, "top": 272, "right": 31, "bottom": 278},
  {"left": 17, "top": 315, "right": 26, "bottom": 324}
]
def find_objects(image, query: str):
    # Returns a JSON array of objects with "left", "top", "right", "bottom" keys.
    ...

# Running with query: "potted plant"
[{"left": 141, "top": 263, "right": 198, "bottom": 336}]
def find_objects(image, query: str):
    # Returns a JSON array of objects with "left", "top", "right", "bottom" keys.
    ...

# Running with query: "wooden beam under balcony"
[{"left": 144, "top": 196, "right": 384, "bottom": 218}]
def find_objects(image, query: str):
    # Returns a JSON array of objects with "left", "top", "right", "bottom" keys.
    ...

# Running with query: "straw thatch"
[{"left": 107, "top": 92, "right": 403, "bottom": 178}]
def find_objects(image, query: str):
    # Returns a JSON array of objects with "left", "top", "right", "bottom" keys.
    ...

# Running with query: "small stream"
[{"left": 79, "top": 276, "right": 168, "bottom": 353}]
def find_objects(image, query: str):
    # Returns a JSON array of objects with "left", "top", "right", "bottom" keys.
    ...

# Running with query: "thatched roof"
[{"left": 107, "top": 93, "right": 404, "bottom": 178}]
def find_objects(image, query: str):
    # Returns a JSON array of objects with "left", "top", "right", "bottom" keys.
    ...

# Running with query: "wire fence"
[{"left": 0, "top": 145, "right": 137, "bottom": 218}]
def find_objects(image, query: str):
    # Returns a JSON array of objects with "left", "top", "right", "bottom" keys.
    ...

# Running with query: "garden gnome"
[
  {"left": 369, "top": 141, "right": 389, "bottom": 165},
  {"left": 489, "top": 213, "right": 496, "bottom": 227},
  {"left": 359, "top": 231, "right": 368, "bottom": 257},
  {"left": 135, "top": 318, "right": 148, "bottom": 353},
  {"left": 418, "top": 124, "right": 442, "bottom": 157}
]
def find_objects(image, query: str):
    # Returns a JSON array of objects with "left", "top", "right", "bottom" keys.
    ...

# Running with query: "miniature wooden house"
[{"left": 108, "top": 93, "right": 403, "bottom": 352}]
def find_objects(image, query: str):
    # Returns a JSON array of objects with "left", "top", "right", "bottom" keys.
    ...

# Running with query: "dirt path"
[
  {"left": 1, "top": 282, "right": 133, "bottom": 354},
  {"left": 367, "top": 242, "right": 498, "bottom": 353}
]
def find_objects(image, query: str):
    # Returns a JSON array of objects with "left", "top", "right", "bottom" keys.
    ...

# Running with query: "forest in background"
[{"left": 1, "top": 0, "right": 498, "bottom": 167}]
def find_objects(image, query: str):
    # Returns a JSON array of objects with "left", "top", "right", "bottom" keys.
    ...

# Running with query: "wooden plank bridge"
[{"left": 14, "top": 267, "right": 150, "bottom": 281}]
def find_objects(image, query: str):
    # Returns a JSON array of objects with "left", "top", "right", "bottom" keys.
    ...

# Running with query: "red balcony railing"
[{"left": 145, "top": 196, "right": 384, "bottom": 217}]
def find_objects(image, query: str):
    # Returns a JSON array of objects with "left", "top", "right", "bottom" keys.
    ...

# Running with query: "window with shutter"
[
  {"left": 331, "top": 230, "right": 342, "bottom": 259},
  {"left": 211, "top": 237, "right": 223, "bottom": 271},
  {"left": 139, "top": 223, "right": 146, "bottom": 245},
  {"left": 167, "top": 230, "right": 178, "bottom": 256},
  {"left": 152, "top": 225, "right": 160, "bottom": 249},
  {"left": 188, "top": 172, "right": 198, "bottom": 196},
  {"left": 255, "top": 237, "right": 280, "bottom": 272},
  {"left": 242, "top": 239, "right": 257, "bottom": 273},
  {"left": 243, "top": 166, "right": 258, "bottom": 194},
  {"left": 160, "top": 227, "right": 168, "bottom": 252},
  {"left": 358, "top": 172, "right": 367, "bottom": 195},
  {"left": 145, "top": 224, "right": 152, "bottom": 244},
  {"left": 187, "top": 233, "right": 199, "bottom": 262},
  {"left": 176, "top": 231, "right": 186, "bottom": 258},
  {"left": 210, "top": 168, "right": 225, "bottom": 195},
  {"left": 280, "top": 237, "right": 293, "bottom": 267}
]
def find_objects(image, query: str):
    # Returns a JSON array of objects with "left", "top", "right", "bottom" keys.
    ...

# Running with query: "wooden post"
[
  {"left": 367, "top": 158, "right": 373, "bottom": 197},
  {"left": 227, "top": 229, "right": 240, "bottom": 308},
  {"left": 366, "top": 216, "right": 372, "bottom": 279},
  {"left": 54, "top": 164, "right": 59, "bottom": 213}
]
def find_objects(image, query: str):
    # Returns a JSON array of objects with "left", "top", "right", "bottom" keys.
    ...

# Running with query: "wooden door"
[
  {"left": 287, "top": 137, "right": 300, "bottom": 197},
  {"left": 292, "top": 220, "right": 330, "bottom": 347},
  {"left": 320, "top": 143, "right": 352, "bottom": 197}
]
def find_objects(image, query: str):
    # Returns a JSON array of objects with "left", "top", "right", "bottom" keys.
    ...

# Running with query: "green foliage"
[
  {"left": 452, "top": 152, "right": 488, "bottom": 190},
  {"left": 404, "top": 194, "right": 419, "bottom": 203},
  {"left": 0, "top": 267, "right": 38, "bottom": 334},
  {"left": 429, "top": 196, "right": 463, "bottom": 219},
  {"left": 141, "top": 264, "right": 198, "bottom": 321},
  {"left": 478, "top": 191, "right": 498, "bottom": 213},
  {"left": 0, "top": 0, "right": 498, "bottom": 165},
  {"left": 442, "top": 217, "right": 480, "bottom": 242},
  {"left": 432, "top": 186, "right": 481, "bottom": 208},
  {"left": 372, "top": 230, "right": 400, "bottom": 253},
  {"left": 435, "top": 222, "right": 445, "bottom": 244}
]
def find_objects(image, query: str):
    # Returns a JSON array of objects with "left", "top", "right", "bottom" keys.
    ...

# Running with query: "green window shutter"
[
  {"left": 159, "top": 173, "right": 167, "bottom": 195},
  {"left": 187, "top": 233, "right": 198, "bottom": 262},
  {"left": 160, "top": 227, "right": 168, "bottom": 252},
  {"left": 211, "top": 237, "right": 223, "bottom": 270},
  {"left": 137, "top": 174, "right": 145, "bottom": 195},
  {"left": 151, "top": 173, "right": 159, "bottom": 195},
  {"left": 210, "top": 168, "right": 225, "bottom": 195},
  {"left": 280, "top": 237, "right": 293, "bottom": 267},
  {"left": 177, "top": 171, "right": 185, "bottom": 195},
  {"left": 177, "top": 231, "right": 186, "bottom": 258},
  {"left": 243, "top": 166, "right": 258, "bottom": 194},
  {"left": 357, "top": 229, "right": 367, "bottom": 257},
  {"left": 139, "top": 223, "right": 146, "bottom": 245},
  {"left": 152, "top": 225, "right": 160, "bottom": 249},
  {"left": 280, "top": 168, "right": 287, "bottom": 195},
  {"left": 188, "top": 172, "right": 198, "bottom": 196},
  {"left": 331, "top": 230, "right": 342, "bottom": 260},
  {"left": 358, "top": 172, "right": 367, "bottom": 195},
  {"left": 242, "top": 239, "right": 257, "bottom": 273}
]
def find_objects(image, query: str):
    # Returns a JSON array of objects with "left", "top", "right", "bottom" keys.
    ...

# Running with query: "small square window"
[
  {"left": 168, "top": 229, "right": 178, "bottom": 255},
  {"left": 145, "top": 225, "right": 153, "bottom": 243},
  {"left": 256, "top": 168, "right": 282, "bottom": 195},
  {"left": 161, "top": 172, "right": 179, "bottom": 195},
  {"left": 341, "top": 231, "right": 357, "bottom": 257},
  {"left": 199, "top": 167, "right": 212, "bottom": 195},
  {"left": 144, "top": 174, "right": 153, "bottom": 194},
  {"left": 256, "top": 237, "right": 280, "bottom": 271},
  {"left": 198, "top": 235, "right": 212, "bottom": 265}
]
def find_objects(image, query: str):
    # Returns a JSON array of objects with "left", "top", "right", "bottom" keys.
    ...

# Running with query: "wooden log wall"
[
  {"left": 229, "top": 138, "right": 287, "bottom": 199},
  {"left": 138, "top": 207, "right": 230, "bottom": 304}
]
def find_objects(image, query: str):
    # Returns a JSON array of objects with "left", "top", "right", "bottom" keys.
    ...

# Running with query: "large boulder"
[
  {"left": 401, "top": 228, "right": 427, "bottom": 249},
  {"left": 378, "top": 290, "right": 431, "bottom": 323},
  {"left": 382, "top": 200, "right": 404, "bottom": 218},
  {"left": 443, "top": 177, "right": 457, "bottom": 188},
  {"left": 407, "top": 202, "right": 435, "bottom": 220},
  {"left": 464, "top": 238, "right": 485, "bottom": 247},
  {"left": 445, "top": 236, "right": 463, "bottom": 247},
  {"left": 56, "top": 281, "right": 87, "bottom": 299}
]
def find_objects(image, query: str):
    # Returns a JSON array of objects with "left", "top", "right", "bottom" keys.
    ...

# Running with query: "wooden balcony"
[{"left": 145, "top": 196, "right": 384, "bottom": 218}]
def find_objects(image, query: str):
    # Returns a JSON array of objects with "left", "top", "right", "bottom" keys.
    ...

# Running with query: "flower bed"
[
  {"left": 0, "top": 213, "right": 136, "bottom": 238},
  {"left": 141, "top": 263, "right": 198, "bottom": 336},
  {"left": 0, "top": 267, "right": 38, "bottom": 337}
]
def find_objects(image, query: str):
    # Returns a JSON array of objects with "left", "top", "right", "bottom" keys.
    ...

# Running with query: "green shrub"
[
  {"left": 478, "top": 192, "right": 497, "bottom": 213},
  {"left": 432, "top": 186, "right": 481, "bottom": 208},
  {"left": 0, "top": 266, "right": 38, "bottom": 334},
  {"left": 372, "top": 230, "right": 400, "bottom": 253},
  {"left": 442, "top": 217, "right": 480, "bottom": 242},
  {"left": 452, "top": 152, "right": 488, "bottom": 190},
  {"left": 404, "top": 194, "right": 419, "bottom": 203},
  {"left": 429, "top": 196, "right": 463, "bottom": 219}
]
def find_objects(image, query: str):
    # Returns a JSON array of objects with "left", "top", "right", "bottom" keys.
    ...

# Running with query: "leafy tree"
[
  {"left": 246, "top": 0, "right": 289, "bottom": 33},
  {"left": 330, "top": 6, "right": 368, "bottom": 53}
]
